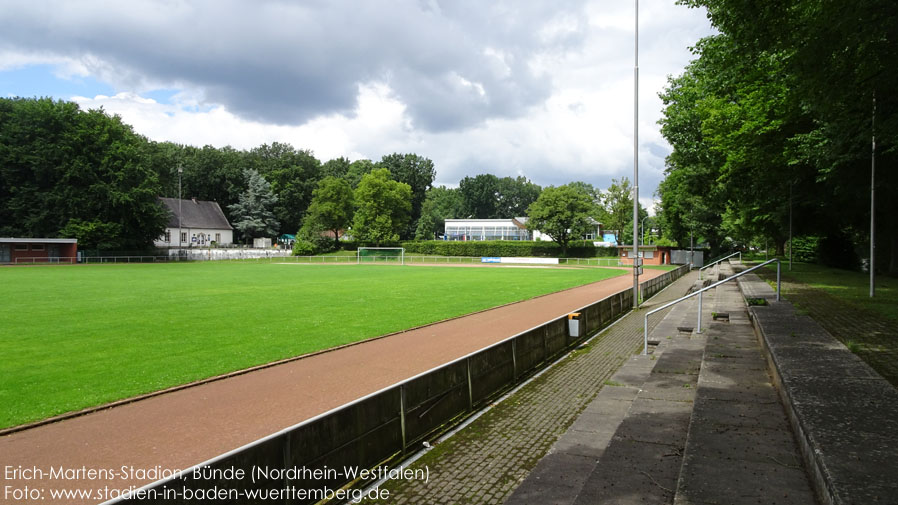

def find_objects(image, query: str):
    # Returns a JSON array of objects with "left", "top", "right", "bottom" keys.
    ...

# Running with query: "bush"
[
  {"left": 292, "top": 240, "right": 317, "bottom": 256},
  {"left": 786, "top": 234, "right": 860, "bottom": 269},
  {"left": 787, "top": 235, "right": 820, "bottom": 263}
]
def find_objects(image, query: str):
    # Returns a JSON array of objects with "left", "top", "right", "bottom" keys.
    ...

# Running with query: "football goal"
[{"left": 357, "top": 247, "right": 405, "bottom": 265}]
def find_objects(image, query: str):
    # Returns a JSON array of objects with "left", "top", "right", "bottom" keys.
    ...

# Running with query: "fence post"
[
  {"left": 511, "top": 339, "right": 518, "bottom": 380},
  {"left": 399, "top": 385, "right": 407, "bottom": 455}
]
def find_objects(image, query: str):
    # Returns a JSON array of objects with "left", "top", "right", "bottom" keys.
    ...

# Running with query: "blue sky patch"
[{"left": 0, "top": 64, "right": 115, "bottom": 100}]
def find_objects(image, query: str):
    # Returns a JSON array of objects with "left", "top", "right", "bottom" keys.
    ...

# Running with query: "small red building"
[
  {"left": 616, "top": 245, "right": 673, "bottom": 266},
  {"left": 0, "top": 238, "right": 78, "bottom": 264}
]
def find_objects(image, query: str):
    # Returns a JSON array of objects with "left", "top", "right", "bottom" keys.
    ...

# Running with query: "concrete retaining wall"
[{"left": 737, "top": 272, "right": 898, "bottom": 505}]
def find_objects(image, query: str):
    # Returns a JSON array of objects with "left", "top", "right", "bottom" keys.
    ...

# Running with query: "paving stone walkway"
[
  {"left": 362, "top": 270, "right": 700, "bottom": 505},
  {"left": 756, "top": 269, "right": 898, "bottom": 388}
]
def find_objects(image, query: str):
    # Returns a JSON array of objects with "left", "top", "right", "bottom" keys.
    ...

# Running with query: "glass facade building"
[{"left": 443, "top": 219, "right": 531, "bottom": 241}]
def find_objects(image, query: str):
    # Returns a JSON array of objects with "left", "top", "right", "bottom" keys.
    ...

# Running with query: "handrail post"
[
  {"left": 777, "top": 260, "right": 781, "bottom": 301},
  {"left": 643, "top": 315, "right": 649, "bottom": 355},
  {"left": 399, "top": 385, "right": 407, "bottom": 455},
  {"left": 697, "top": 290, "right": 703, "bottom": 334},
  {"left": 466, "top": 357, "right": 473, "bottom": 410}
]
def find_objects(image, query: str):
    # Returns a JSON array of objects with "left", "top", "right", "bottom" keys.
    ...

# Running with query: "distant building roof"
[
  {"left": 159, "top": 198, "right": 233, "bottom": 230},
  {"left": 0, "top": 238, "right": 77, "bottom": 244}
]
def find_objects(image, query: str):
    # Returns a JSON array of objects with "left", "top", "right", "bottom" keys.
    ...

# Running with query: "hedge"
[{"left": 400, "top": 240, "right": 618, "bottom": 258}]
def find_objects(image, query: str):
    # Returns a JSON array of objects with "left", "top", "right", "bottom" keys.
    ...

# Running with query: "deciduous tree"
[
  {"left": 301, "top": 177, "right": 355, "bottom": 250},
  {"left": 352, "top": 168, "right": 412, "bottom": 246},
  {"left": 526, "top": 184, "right": 594, "bottom": 255}
]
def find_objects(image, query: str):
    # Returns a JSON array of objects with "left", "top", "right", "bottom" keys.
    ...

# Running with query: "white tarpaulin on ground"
[{"left": 486, "top": 257, "right": 559, "bottom": 265}]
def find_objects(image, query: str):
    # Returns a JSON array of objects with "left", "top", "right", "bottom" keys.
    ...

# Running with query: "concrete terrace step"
[
  {"left": 507, "top": 262, "right": 821, "bottom": 505},
  {"left": 673, "top": 266, "right": 817, "bottom": 505},
  {"left": 506, "top": 285, "right": 709, "bottom": 505},
  {"left": 737, "top": 267, "right": 898, "bottom": 505}
]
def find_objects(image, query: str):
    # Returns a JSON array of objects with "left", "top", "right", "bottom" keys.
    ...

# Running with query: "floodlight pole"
[
  {"left": 632, "top": 0, "right": 640, "bottom": 309},
  {"left": 870, "top": 92, "right": 876, "bottom": 298},
  {"left": 178, "top": 164, "right": 183, "bottom": 260}
]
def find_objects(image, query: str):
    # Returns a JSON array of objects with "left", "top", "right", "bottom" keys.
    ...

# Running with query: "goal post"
[{"left": 357, "top": 247, "right": 405, "bottom": 265}]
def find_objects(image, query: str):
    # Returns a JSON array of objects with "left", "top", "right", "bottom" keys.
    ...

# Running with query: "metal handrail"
[
  {"left": 699, "top": 251, "right": 741, "bottom": 280},
  {"left": 643, "top": 258, "right": 780, "bottom": 354}
]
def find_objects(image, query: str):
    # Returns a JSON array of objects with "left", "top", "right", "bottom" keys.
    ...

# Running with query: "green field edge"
[{"left": 0, "top": 263, "right": 627, "bottom": 430}]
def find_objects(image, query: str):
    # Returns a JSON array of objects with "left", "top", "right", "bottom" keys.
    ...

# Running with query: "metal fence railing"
[
  {"left": 105, "top": 264, "right": 689, "bottom": 505},
  {"left": 643, "top": 259, "right": 780, "bottom": 354},
  {"left": 699, "top": 251, "right": 742, "bottom": 280},
  {"left": 8, "top": 254, "right": 642, "bottom": 268}
]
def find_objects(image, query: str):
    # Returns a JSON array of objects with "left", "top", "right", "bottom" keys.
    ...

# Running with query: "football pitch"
[{"left": 0, "top": 262, "right": 625, "bottom": 429}]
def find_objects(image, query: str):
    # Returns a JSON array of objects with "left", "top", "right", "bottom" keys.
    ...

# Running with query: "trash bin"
[{"left": 568, "top": 312, "right": 581, "bottom": 338}]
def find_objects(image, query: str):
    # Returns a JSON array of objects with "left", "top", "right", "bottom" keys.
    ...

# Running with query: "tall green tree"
[
  {"left": 676, "top": 0, "right": 898, "bottom": 270},
  {"left": 248, "top": 142, "right": 321, "bottom": 236},
  {"left": 603, "top": 178, "right": 635, "bottom": 246},
  {"left": 458, "top": 174, "right": 501, "bottom": 218},
  {"left": 0, "top": 97, "right": 167, "bottom": 249},
  {"left": 415, "top": 186, "right": 464, "bottom": 240},
  {"left": 376, "top": 153, "right": 436, "bottom": 239},
  {"left": 352, "top": 168, "right": 412, "bottom": 246},
  {"left": 497, "top": 176, "right": 542, "bottom": 217},
  {"left": 321, "top": 156, "right": 351, "bottom": 179},
  {"left": 526, "top": 184, "right": 594, "bottom": 255},
  {"left": 170, "top": 144, "right": 247, "bottom": 223},
  {"left": 228, "top": 168, "right": 279, "bottom": 242},
  {"left": 301, "top": 176, "right": 355, "bottom": 250},
  {"left": 345, "top": 159, "right": 375, "bottom": 189}
]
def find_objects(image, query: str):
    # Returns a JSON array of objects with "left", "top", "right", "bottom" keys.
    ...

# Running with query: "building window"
[
  {"left": 164, "top": 230, "right": 171, "bottom": 242},
  {"left": 15, "top": 244, "right": 28, "bottom": 251},
  {"left": 181, "top": 232, "right": 187, "bottom": 243},
  {"left": 31, "top": 244, "right": 45, "bottom": 251},
  {"left": 215, "top": 233, "right": 221, "bottom": 243}
]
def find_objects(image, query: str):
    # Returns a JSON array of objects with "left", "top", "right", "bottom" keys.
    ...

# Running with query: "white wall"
[
  {"left": 155, "top": 228, "right": 233, "bottom": 248},
  {"left": 166, "top": 248, "right": 292, "bottom": 261}
]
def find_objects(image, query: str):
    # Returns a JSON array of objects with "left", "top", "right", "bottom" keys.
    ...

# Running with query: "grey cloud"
[{"left": 0, "top": 0, "right": 589, "bottom": 130}]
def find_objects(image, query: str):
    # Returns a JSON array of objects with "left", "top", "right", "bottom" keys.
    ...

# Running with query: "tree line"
[
  {"left": 657, "top": 0, "right": 897, "bottom": 273},
  {"left": 1, "top": 96, "right": 652, "bottom": 253}
]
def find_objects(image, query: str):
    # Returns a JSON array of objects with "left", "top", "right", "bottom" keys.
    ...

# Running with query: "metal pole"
[
  {"left": 690, "top": 230, "right": 694, "bottom": 269},
  {"left": 870, "top": 92, "right": 876, "bottom": 298},
  {"left": 789, "top": 183, "right": 793, "bottom": 271},
  {"left": 466, "top": 358, "right": 473, "bottom": 410},
  {"left": 632, "top": 0, "right": 640, "bottom": 309},
  {"left": 777, "top": 261, "right": 782, "bottom": 302},
  {"left": 643, "top": 316, "right": 648, "bottom": 355},
  {"left": 697, "top": 290, "right": 702, "bottom": 334},
  {"left": 399, "top": 385, "right": 407, "bottom": 454},
  {"left": 178, "top": 165, "right": 183, "bottom": 259}
]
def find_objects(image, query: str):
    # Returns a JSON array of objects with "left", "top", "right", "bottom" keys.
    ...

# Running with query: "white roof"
[{"left": 0, "top": 238, "right": 78, "bottom": 244}]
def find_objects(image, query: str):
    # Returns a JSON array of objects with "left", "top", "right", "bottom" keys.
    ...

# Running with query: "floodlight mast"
[
  {"left": 178, "top": 164, "right": 183, "bottom": 260},
  {"left": 870, "top": 92, "right": 876, "bottom": 298},
  {"left": 632, "top": 0, "right": 640, "bottom": 309}
]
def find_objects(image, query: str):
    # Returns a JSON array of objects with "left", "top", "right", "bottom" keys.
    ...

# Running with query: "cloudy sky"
[{"left": 0, "top": 0, "right": 713, "bottom": 211}]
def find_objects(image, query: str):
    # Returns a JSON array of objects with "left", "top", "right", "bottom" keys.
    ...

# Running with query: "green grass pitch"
[{"left": 0, "top": 262, "right": 625, "bottom": 429}]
